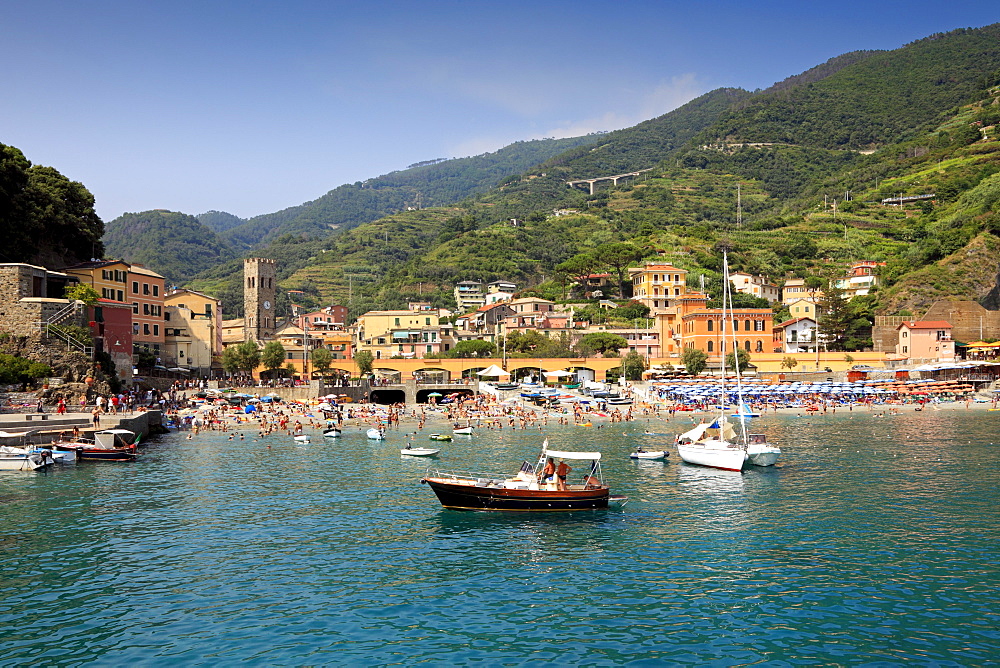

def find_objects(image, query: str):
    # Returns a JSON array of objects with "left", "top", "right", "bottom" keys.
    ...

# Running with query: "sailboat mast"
[{"left": 723, "top": 250, "right": 749, "bottom": 447}]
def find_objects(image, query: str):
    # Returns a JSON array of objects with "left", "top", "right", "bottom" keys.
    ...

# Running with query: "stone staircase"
[{"left": 35, "top": 300, "right": 94, "bottom": 357}]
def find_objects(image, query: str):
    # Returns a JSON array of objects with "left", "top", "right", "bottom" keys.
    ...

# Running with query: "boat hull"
[
  {"left": 421, "top": 477, "right": 610, "bottom": 511},
  {"left": 52, "top": 444, "right": 136, "bottom": 462},
  {"left": 747, "top": 443, "right": 781, "bottom": 467},
  {"left": 0, "top": 453, "right": 53, "bottom": 470},
  {"left": 676, "top": 440, "right": 747, "bottom": 472},
  {"left": 322, "top": 429, "right": 342, "bottom": 438}
]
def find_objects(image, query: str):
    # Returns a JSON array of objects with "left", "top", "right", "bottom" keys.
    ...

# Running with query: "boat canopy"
[
  {"left": 544, "top": 449, "right": 602, "bottom": 461},
  {"left": 678, "top": 423, "right": 711, "bottom": 442}
]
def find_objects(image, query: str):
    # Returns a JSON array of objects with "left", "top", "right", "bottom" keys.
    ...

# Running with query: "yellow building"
[
  {"left": 63, "top": 259, "right": 130, "bottom": 303},
  {"left": 628, "top": 262, "right": 689, "bottom": 313},
  {"left": 787, "top": 298, "right": 820, "bottom": 319},
  {"left": 164, "top": 289, "right": 223, "bottom": 376},
  {"left": 354, "top": 309, "right": 451, "bottom": 359}
]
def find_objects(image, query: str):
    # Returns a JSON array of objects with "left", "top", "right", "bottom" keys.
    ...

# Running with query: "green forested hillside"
[
  {"left": 217, "top": 135, "right": 599, "bottom": 249},
  {"left": 278, "top": 82, "right": 1000, "bottom": 330},
  {"left": 179, "top": 23, "right": 1000, "bottom": 331},
  {"left": 104, "top": 210, "right": 236, "bottom": 285},
  {"left": 701, "top": 25, "right": 1000, "bottom": 149},
  {"left": 197, "top": 210, "right": 247, "bottom": 234}
]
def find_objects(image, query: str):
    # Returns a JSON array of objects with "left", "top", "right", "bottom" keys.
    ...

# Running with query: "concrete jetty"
[{"left": 0, "top": 408, "right": 164, "bottom": 444}]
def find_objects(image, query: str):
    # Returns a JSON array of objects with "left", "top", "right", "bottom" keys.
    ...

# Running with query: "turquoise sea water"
[{"left": 2, "top": 409, "right": 999, "bottom": 665}]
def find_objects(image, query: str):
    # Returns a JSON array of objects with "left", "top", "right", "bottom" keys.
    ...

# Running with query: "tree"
[
  {"left": 594, "top": 242, "right": 643, "bottom": 297},
  {"left": 681, "top": 347, "right": 708, "bottom": 375},
  {"left": 579, "top": 332, "right": 628, "bottom": 357},
  {"left": 355, "top": 350, "right": 374, "bottom": 376},
  {"left": 221, "top": 345, "right": 242, "bottom": 376},
  {"left": 65, "top": 283, "right": 100, "bottom": 307},
  {"left": 449, "top": 340, "right": 496, "bottom": 358},
  {"left": 725, "top": 347, "right": 751, "bottom": 374},
  {"left": 223, "top": 340, "right": 262, "bottom": 376},
  {"left": 615, "top": 300, "right": 651, "bottom": 321},
  {"left": 817, "top": 286, "right": 851, "bottom": 351},
  {"left": 311, "top": 348, "right": 333, "bottom": 376},
  {"left": 261, "top": 341, "right": 287, "bottom": 378},
  {"left": 0, "top": 353, "right": 51, "bottom": 387},
  {"left": 621, "top": 350, "right": 647, "bottom": 381},
  {"left": 780, "top": 356, "right": 799, "bottom": 371}
]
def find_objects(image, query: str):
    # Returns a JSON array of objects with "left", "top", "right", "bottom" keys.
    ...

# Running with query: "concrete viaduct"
[{"left": 566, "top": 168, "right": 654, "bottom": 195}]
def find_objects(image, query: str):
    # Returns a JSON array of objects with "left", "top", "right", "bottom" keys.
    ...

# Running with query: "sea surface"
[{"left": 2, "top": 409, "right": 999, "bottom": 666}]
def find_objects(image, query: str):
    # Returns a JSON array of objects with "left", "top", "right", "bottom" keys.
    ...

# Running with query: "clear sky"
[{"left": 3, "top": 1, "right": 998, "bottom": 222}]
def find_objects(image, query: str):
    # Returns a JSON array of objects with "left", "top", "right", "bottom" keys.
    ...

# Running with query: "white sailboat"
[{"left": 675, "top": 250, "right": 780, "bottom": 470}]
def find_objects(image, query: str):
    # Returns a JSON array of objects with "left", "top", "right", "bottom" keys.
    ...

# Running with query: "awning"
[
  {"left": 477, "top": 364, "right": 510, "bottom": 377},
  {"left": 543, "top": 449, "right": 602, "bottom": 461}
]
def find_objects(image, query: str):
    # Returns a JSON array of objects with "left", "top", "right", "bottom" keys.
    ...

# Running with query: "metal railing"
[{"left": 35, "top": 301, "right": 94, "bottom": 357}]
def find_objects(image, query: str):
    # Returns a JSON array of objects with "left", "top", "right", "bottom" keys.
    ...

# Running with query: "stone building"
[
  {"left": 244, "top": 258, "right": 277, "bottom": 341},
  {"left": 0, "top": 263, "right": 81, "bottom": 337}
]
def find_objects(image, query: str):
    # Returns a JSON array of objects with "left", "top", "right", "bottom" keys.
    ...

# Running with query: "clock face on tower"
[{"left": 263, "top": 300, "right": 271, "bottom": 310}]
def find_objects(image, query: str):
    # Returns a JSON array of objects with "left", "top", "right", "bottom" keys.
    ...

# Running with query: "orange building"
[
  {"left": 129, "top": 264, "right": 166, "bottom": 360},
  {"left": 681, "top": 308, "right": 774, "bottom": 360},
  {"left": 653, "top": 293, "right": 710, "bottom": 357}
]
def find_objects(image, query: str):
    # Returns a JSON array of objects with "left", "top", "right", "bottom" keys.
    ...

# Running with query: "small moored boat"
[
  {"left": 629, "top": 447, "right": 668, "bottom": 460},
  {"left": 366, "top": 428, "right": 386, "bottom": 440},
  {"left": 322, "top": 428, "right": 342, "bottom": 438},
  {"left": 429, "top": 433, "right": 452, "bottom": 441},
  {"left": 402, "top": 445, "right": 440, "bottom": 457},
  {"left": 52, "top": 430, "right": 137, "bottom": 462}
]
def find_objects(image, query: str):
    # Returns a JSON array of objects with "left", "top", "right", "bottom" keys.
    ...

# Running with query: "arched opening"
[{"left": 369, "top": 389, "right": 405, "bottom": 405}]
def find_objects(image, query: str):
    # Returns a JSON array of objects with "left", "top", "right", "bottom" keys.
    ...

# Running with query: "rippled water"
[{"left": 2, "top": 409, "right": 999, "bottom": 665}]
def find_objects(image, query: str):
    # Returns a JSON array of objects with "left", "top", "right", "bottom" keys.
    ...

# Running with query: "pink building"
[{"left": 895, "top": 320, "right": 954, "bottom": 361}]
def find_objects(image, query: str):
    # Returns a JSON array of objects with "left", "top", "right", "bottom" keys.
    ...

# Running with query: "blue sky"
[{"left": 2, "top": 1, "right": 998, "bottom": 222}]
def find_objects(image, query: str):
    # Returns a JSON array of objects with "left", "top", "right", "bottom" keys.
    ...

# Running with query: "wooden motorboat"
[
  {"left": 452, "top": 425, "right": 474, "bottom": 435},
  {"left": 420, "top": 439, "right": 625, "bottom": 511},
  {"left": 51, "top": 430, "right": 137, "bottom": 462}
]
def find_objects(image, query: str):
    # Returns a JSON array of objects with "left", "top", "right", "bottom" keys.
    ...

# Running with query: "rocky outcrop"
[{"left": 0, "top": 334, "right": 113, "bottom": 404}]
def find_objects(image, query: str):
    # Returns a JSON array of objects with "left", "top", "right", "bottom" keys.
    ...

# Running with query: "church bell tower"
[{"left": 243, "top": 258, "right": 277, "bottom": 341}]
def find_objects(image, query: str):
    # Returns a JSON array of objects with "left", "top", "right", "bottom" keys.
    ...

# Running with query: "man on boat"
[
  {"left": 541, "top": 457, "right": 556, "bottom": 484},
  {"left": 556, "top": 459, "right": 571, "bottom": 491}
]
